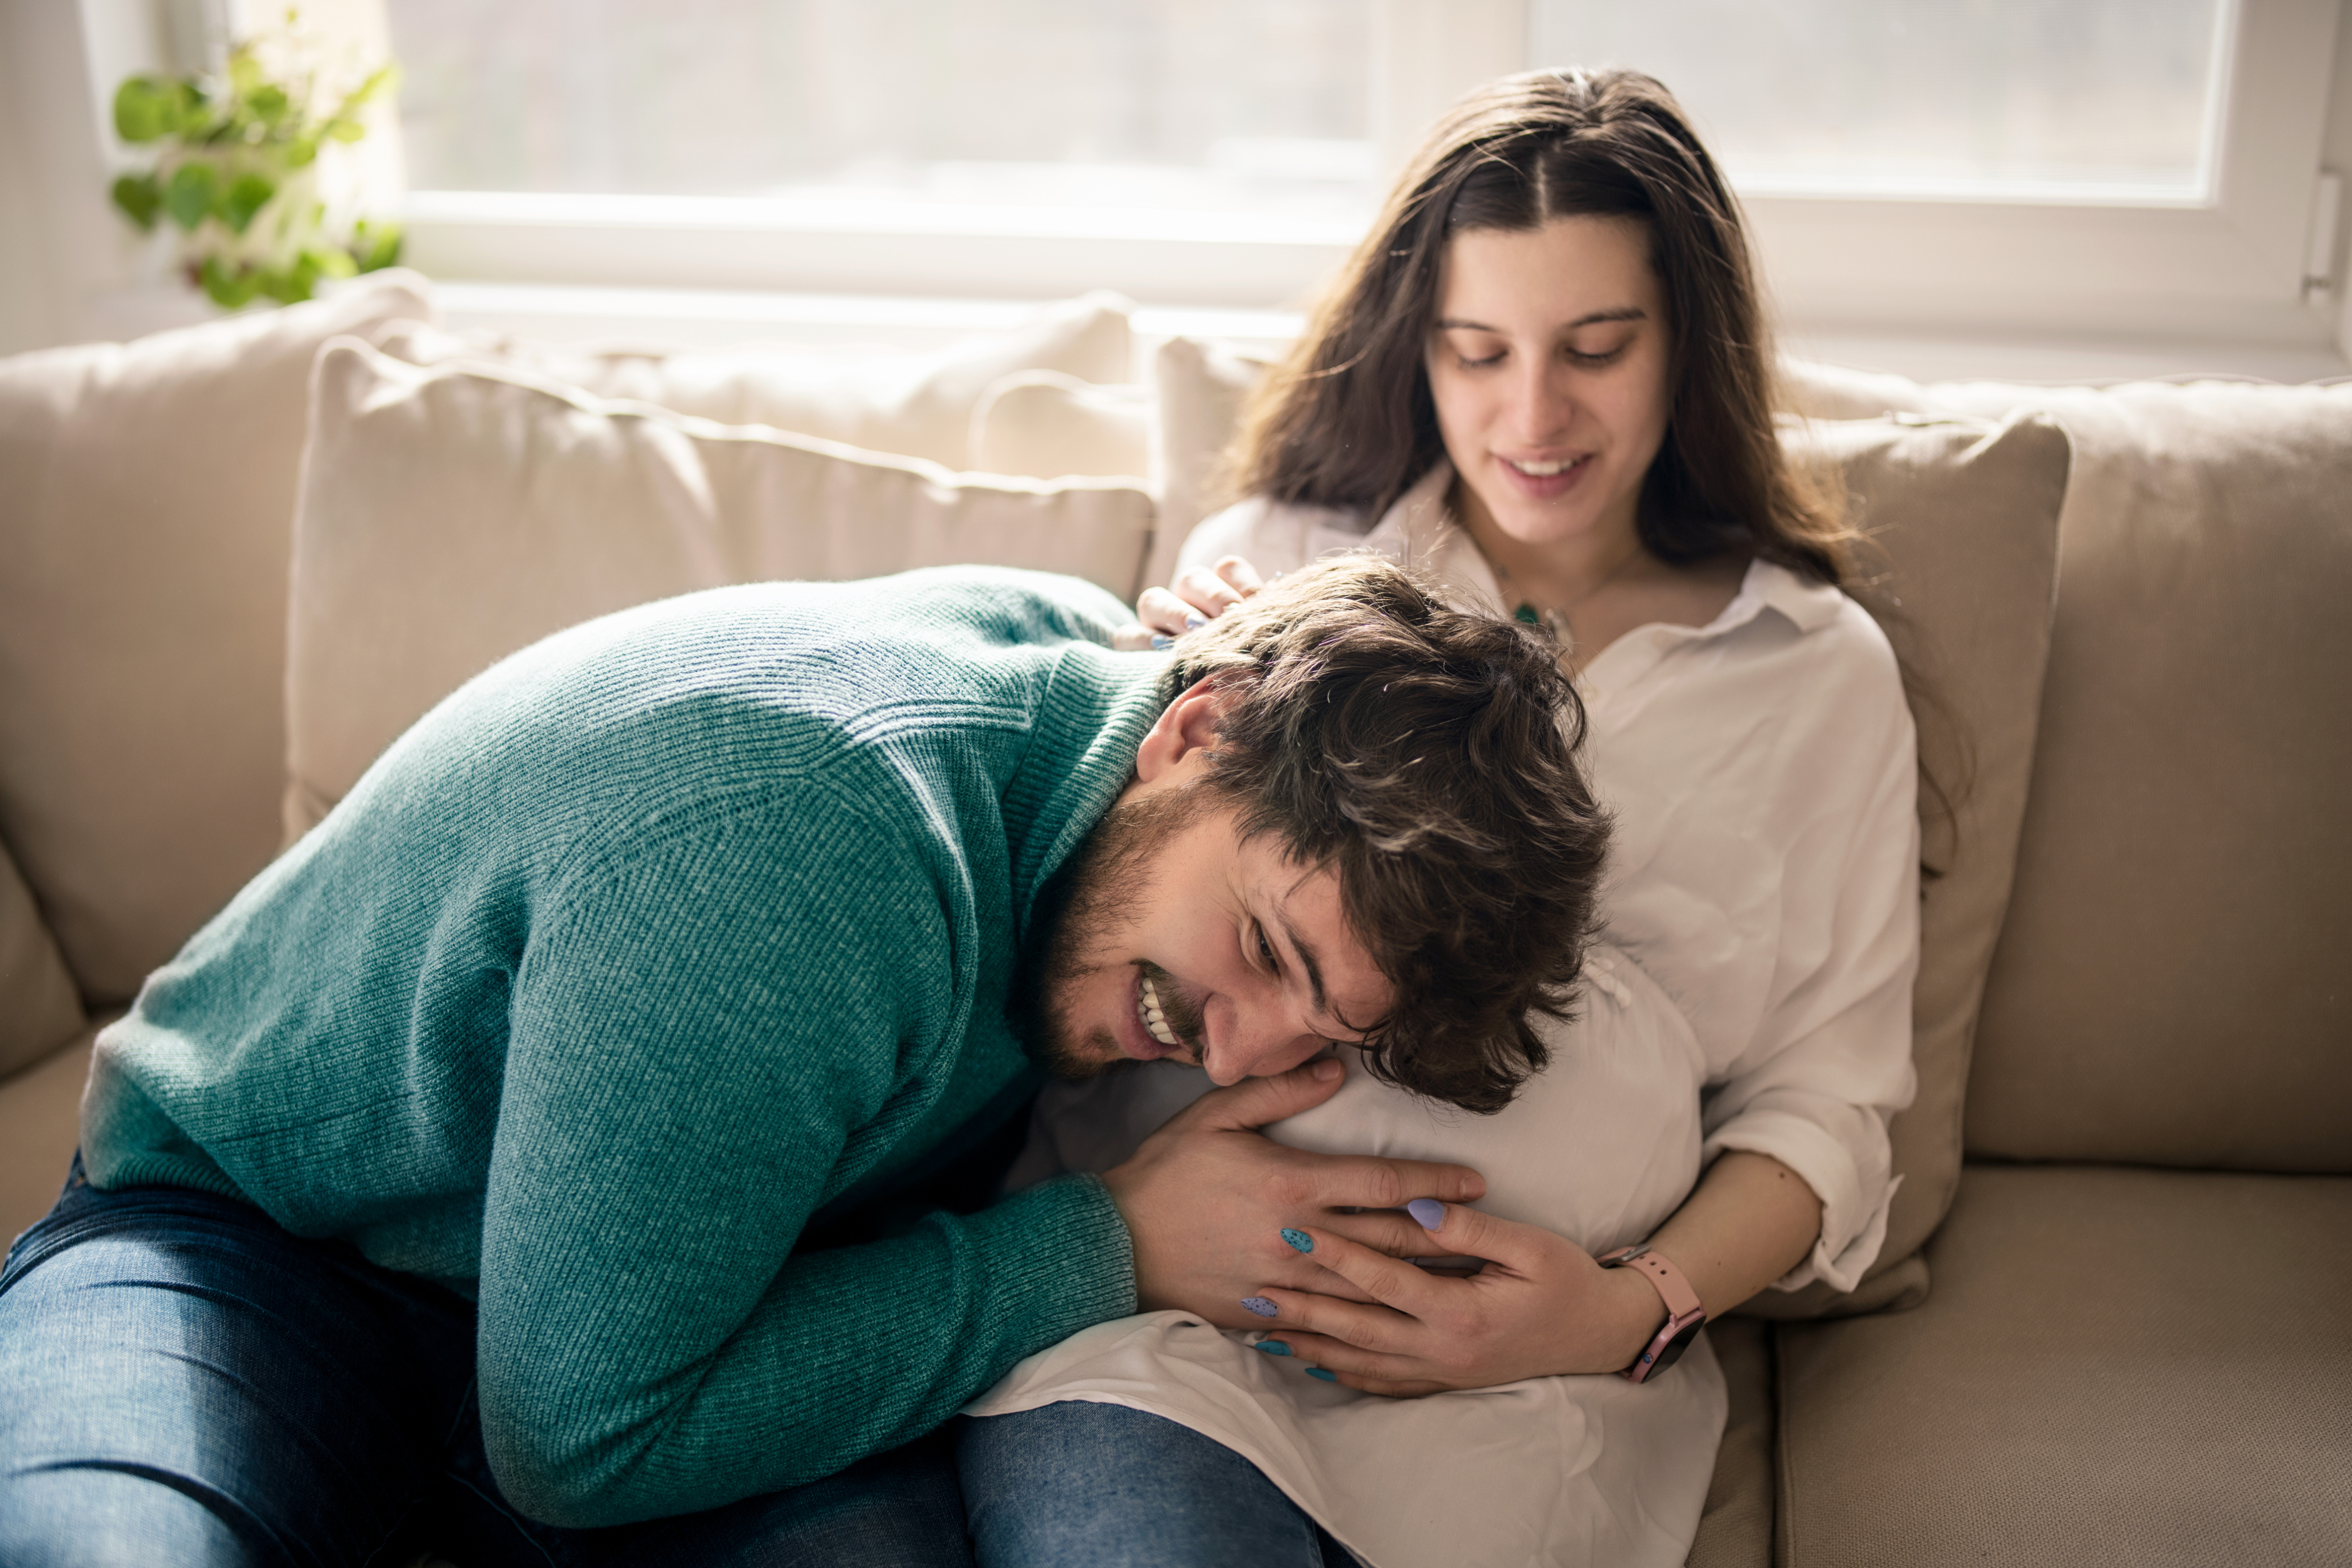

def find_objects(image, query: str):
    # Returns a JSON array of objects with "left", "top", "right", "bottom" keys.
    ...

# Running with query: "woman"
[{"left": 960, "top": 67, "right": 1920, "bottom": 1567}]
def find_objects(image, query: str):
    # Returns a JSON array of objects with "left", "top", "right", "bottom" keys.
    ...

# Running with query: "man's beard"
[{"left": 1008, "top": 783, "right": 1212, "bottom": 1081}]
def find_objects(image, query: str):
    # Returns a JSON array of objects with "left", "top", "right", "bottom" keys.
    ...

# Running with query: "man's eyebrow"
[
  {"left": 1433, "top": 307, "right": 1647, "bottom": 332},
  {"left": 1274, "top": 909, "right": 1330, "bottom": 1020}
]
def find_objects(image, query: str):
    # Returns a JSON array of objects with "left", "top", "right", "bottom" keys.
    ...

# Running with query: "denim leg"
[
  {"left": 597, "top": 1423, "right": 973, "bottom": 1568},
  {"left": 957, "top": 1403, "right": 1344, "bottom": 1568},
  {"left": 0, "top": 1161, "right": 478, "bottom": 1568}
]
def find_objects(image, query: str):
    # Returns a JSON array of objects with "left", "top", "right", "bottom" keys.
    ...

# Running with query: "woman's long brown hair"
[{"left": 1231, "top": 67, "right": 1850, "bottom": 584}]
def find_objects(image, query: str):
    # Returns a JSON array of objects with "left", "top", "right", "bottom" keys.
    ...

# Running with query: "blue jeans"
[
  {"left": 958, "top": 1402, "right": 1351, "bottom": 1567},
  {"left": 0, "top": 1155, "right": 973, "bottom": 1568}
]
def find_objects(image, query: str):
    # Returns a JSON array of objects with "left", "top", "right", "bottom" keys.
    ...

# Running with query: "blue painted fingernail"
[
  {"left": 1281, "top": 1228, "right": 1314, "bottom": 1254},
  {"left": 1241, "top": 1296, "right": 1278, "bottom": 1318},
  {"left": 1149, "top": 633, "right": 1174, "bottom": 651},
  {"left": 1407, "top": 1199, "right": 1446, "bottom": 1231},
  {"left": 1305, "top": 1366, "right": 1338, "bottom": 1381},
  {"left": 1183, "top": 611, "right": 1208, "bottom": 630},
  {"left": 1254, "top": 1338, "right": 1292, "bottom": 1357}
]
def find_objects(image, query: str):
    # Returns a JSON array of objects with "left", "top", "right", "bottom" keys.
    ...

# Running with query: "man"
[{"left": 0, "top": 556, "right": 1604, "bottom": 1562}]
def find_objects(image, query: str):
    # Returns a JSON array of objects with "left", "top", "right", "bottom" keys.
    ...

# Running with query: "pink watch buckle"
[{"left": 1598, "top": 1244, "right": 1707, "bottom": 1383}]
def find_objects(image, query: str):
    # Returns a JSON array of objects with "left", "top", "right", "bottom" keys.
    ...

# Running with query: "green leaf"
[
  {"left": 339, "top": 64, "right": 400, "bottom": 114},
  {"left": 324, "top": 118, "right": 367, "bottom": 144},
  {"left": 245, "top": 83, "right": 291, "bottom": 123},
  {"left": 164, "top": 161, "right": 220, "bottom": 231},
  {"left": 351, "top": 218, "right": 404, "bottom": 272},
  {"left": 222, "top": 171, "right": 277, "bottom": 233},
  {"left": 110, "top": 172, "right": 164, "bottom": 230},
  {"left": 113, "top": 76, "right": 175, "bottom": 143},
  {"left": 284, "top": 134, "right": 319, "bottom": 168},
  {"left": 199, "top": 254, "right": 263, "bottom": 309}
]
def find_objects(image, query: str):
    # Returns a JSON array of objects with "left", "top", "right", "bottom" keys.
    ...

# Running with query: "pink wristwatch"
[{"left": 1597, "top": 1244, "right": 1707, "bottom": 1383}]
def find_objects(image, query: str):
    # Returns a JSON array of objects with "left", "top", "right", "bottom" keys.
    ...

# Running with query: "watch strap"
[{"left": 1599, "top": 1244, "right": 1707, "bottom": 1383}]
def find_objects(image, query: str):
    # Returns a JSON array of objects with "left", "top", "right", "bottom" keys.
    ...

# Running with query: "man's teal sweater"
[{"left": 81, "top": 568, "right": 1164, "bottom": 1527}]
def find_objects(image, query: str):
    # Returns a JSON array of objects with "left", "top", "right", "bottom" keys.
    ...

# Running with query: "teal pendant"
[{"left": 1514, "top": 603, "right": 1542, "bottom": 626}]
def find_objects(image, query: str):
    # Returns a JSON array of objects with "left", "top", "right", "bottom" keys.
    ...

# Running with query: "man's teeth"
[
  {"left": 1138, "top": 975, "right": 1182, "bottom": 1048},
  {"left": 1508, "top": 456, "right": 1581, "bottom": 477}
]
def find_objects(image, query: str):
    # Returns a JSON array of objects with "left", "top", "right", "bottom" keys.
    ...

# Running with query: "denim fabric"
[
  {"left": 0, "top": 1156, "right": 973, "bottom": 1568},
  {"left": 958, "top": 1402, "right": 1350, "bottom": 1567}
]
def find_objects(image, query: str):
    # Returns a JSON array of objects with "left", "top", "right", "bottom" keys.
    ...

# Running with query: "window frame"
[{"left": 49, "top": 0, "right": 2352, "bottom": 360}]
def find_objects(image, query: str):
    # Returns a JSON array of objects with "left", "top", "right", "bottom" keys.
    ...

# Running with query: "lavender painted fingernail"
[
  {"left": 1281, "top": 1228, "right": 1314, "bottom": 1254},
  {"left": 1149, "top": 633, "right": 1174, "bottom": 651},
  {"left": 1254, "top": 1338, "right": 1292, "bottom": 1357},
  {"left": 1407, "top": 1198, "right": 1446, "bottom": 1231},
  {"left": 1241, "top": 1296, "right": 1279, "bottom": 1318},
  {"left": 1305, "top": 1366, "right": 1338, "bottom": 1382},
  {"left": 1183, "top": 611, "right": 1208, "bottom": 630}
]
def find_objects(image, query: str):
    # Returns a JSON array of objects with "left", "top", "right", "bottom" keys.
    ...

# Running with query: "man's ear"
[{"left": 1134, "top": 676, "right": 1228, "bottom": 785}]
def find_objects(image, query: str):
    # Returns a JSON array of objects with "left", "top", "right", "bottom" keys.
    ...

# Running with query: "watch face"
[{"left": 1648, "top": 1320, "right": 1703, "bottom": 1375}]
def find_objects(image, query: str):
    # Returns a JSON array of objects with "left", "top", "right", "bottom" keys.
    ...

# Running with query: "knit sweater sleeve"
[{"left": 472, "top": 781, "right": 1135, "bottom": 1529}]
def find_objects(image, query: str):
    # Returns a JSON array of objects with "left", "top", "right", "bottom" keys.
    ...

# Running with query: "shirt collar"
[{"left": 1361, "top": 460, "right": 1844, "bottom": 642}]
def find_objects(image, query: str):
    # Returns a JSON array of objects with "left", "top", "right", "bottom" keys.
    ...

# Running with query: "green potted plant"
[{"left": 108, "top": 19, "right": 404, "bottom": 309}]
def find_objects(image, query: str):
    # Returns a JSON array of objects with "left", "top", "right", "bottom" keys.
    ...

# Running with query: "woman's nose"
[{"left": 1508, "top": 361, "right": 1575, "bottom": 441}]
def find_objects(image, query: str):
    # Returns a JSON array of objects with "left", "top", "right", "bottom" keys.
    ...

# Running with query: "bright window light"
[
  {"left": 1528, "top": 0, "right": 2235, "bottom": 202},
  {"left": 388, "top": 0, "right": 1376, "bottom": 220}
]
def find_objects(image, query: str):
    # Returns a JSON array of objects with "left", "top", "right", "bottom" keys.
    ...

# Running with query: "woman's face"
[{"left": 1423, "top": 214, "right": 1673, "bottom": 553}]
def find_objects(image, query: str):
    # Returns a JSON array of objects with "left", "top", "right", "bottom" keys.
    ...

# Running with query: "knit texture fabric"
[{"left": 81, "top": 567, "right": 1163, "bottom": 1527}]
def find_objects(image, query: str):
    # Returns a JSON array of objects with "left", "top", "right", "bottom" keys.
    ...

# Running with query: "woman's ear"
[{"left": 1133, "top": 676, "right": 1228, "bottom": 785}]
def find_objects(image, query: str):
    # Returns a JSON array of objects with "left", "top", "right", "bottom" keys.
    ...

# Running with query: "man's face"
[{"left": 1015, "top": 683, "right": 1394, "bottom": 1087}]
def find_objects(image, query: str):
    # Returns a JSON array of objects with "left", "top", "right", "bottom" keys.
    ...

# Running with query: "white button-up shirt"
[{"left": 1176, "top": 462, "right": 1920, "bottom": 1291}]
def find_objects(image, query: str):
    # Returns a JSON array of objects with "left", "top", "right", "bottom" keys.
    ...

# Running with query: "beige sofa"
[{"left": 2, "top": 271, "right": 2345, "bottom": 1565}]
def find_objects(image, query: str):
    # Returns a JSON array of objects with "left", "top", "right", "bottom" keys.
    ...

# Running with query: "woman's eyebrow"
[{"left": 1433, "top": 307, "right": 1648, "bottom": 332}]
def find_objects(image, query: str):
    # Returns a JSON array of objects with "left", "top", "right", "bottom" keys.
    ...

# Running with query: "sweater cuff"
[{"left": 963, "top": 1170, "right": 1137, "bottom": 1349}]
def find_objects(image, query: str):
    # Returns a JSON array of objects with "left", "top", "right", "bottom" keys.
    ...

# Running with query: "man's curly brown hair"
[{"left": 1162, "top": 554, "right": 1609, "bottom": 1114}]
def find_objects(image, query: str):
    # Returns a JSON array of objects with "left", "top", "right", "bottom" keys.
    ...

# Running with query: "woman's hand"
[
  {"left": 1100, "top": 1060, "right": 1490, "bottom": 1330},
  {"left": 1123, "top": 556, "right": 1268, "bottom": 648},
  {"left": 1244, "top": 1202, "right": 1668, "bottom": 1395}
]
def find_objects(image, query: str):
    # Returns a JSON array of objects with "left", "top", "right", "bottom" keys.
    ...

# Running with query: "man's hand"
[
  {"left": 1100, "top": 1058, "right": 1487, "bottom": 1330},
  {"left": 1241, "top": 1202, "right": 1669, "bottom": 1395}
]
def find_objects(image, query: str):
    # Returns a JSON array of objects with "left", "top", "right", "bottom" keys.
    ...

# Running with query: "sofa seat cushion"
[
  {"left": 1688, "top": 1315, "right": 1773, "bottom": 1568},
  {"left": 1775, "top": 1162, "right": 2352, "bottom": 1567}
]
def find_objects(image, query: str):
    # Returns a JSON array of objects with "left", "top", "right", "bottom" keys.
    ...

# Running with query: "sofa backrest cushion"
[
  {"left": 283, "top": 341, "right": 1156, "bottom": 835},
  {"left": 369, "top": 291, "right": 1133, "bottom": 474},
  {"left": 1787, "top": 364, "right": 2352, "bottom": 1173},
  {"left": 0, "top": 272, "right": 434, "bottom": 1005}
]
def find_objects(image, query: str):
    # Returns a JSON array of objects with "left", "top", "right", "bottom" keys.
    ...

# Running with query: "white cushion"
[
  {"left": 970, "top": 370, "right": 1150, "bottom": 481},
  {"left": 1146, "top": 336, "right": 1278, "bottom": 593},
  {"left": 370, "top": 291, "right": 1133, "bottom": 473},
  {"left": 283, "top": 341, "right": 1156, "bottom": 835},
  {"left": 0, "top": 271, "right": 435, "bottom": 1002},
  {"left": 0, "top": 839, "right": 82, "bottom": 1079}
]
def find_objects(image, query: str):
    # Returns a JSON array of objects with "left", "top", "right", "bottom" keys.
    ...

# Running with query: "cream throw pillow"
[
  {"left": 284, "top": 341, "right": 1156, "bottom": 835},
  {"left": 0, "top": 270, "right": 435, "bottom": 1004},
  {"left": 369, "top": 291, "right": 1133, "bottom": 473},
  {"left": 970, "top": 370, "right": 1150, "bottom": 481}
]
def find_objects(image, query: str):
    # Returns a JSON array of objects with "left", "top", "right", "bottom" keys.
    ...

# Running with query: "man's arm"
[{"left": 471, "top": 801, "right": 1136, "bottom": 1528}]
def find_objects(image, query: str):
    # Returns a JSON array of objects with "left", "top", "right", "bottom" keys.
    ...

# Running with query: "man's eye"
[{"left": 1254, "top": 925, "right": 1278, "bottom": 969}]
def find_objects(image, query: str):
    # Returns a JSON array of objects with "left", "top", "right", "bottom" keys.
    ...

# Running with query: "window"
[
  {"left": 1529, "top": 0, "right": 2231, "bottom": 200},
  {"left": 381, "top": 0, "right": 2342, "bottom": 354}
]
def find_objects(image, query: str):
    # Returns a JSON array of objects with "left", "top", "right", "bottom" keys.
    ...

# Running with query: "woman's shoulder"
[{"left": 1171, "top": 494, "right": 1378, "bottom": 583}]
